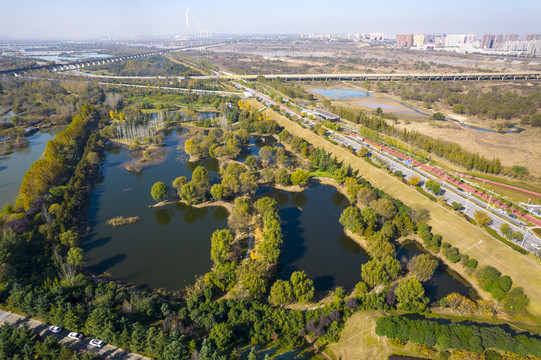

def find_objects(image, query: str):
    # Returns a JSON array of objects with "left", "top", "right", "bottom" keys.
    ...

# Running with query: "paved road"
[
  {"left": 233, "top": 81, "right": 541, "bottom": 253},
  {"left": 0, "top": 310, "right": 152, "bottom": 360},
  {"left": 332, "top": 132, "right": 540, "bottom": 252}
]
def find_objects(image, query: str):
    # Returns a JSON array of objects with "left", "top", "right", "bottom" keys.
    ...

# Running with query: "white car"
[
  {"left": 498, "top": 208, "right": 507, "bottom": 214},
  {"left": 465, "top": 192, "right": 473, "bottom": 197},
  {"left": 532, "top": 243, "right": 541, "bottom": 250},
  {"left": 48, "top": 326, "right": 62, "bottom": 334},
  {"left": 89, "top": 339, "right": 104, "bottom": 348},
  {"left": 68, "top": 332, "right": 83, "bottom": 340}
]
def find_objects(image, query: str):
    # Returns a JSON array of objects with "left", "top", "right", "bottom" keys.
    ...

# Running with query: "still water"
[
  {"left": 312, "top": 88, "right": 371, "bottom": 100},
  {"left": 0, "top": 127, "right": 65, "bottom": 208},
  {"left": 259, "top": 185, "right": 369, "bottom": 292},
  {"left": 397, "top": 240, "right": 477, "bottom": 301},
  {"left": 84, "top": 130, "right": 228, "bottom": 290}
]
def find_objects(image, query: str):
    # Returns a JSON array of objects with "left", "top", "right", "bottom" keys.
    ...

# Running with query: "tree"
[
  {"left": 371, "top": 198, "right": 397, "bottom": 220},
  {"left": 211, "top": 230, "right": 234, "bottom": 266},
  {"left": 245, "top": 155, "right": 257, "bottom": 169},
  {"left": 408, "top": 254, "right": 439, "bottom": 282},
  {"left": 210, "top": 184, "right": 225, "bottom": 201},
  {"left": 228, "top": 198, "right": 252, "bottom": 233},
  {"left": 268, "top": 280, "right": 294, "bottom": 306},
  {"left": 67, "top": 247, "right": 84, "bottom": 267},
  {"left": 275, "top": 169, "right": 290, "bottom": 186},
  {"left": 333, "top": 168, "right": 347, "bottom": 184},
  {"left": 408, "top": 176, "right": 421, "bottom": 186},
  {"left": 395, "top": 277, "right": 429, "bottom": 312},
  {"left": 502, "top": 287, "right": 528, "bottom": 313},
  {"left": 339, "top": 206, "right": 363, "bottom": 233},
  {"left": 172, "top": 176, "right": 188, "bottom": 193},
  {"left": 239, "top": 172, "right": 258, "bottom": 195},
  {"left": 361, "top": 256, "right": 401, "bottom": 287},
  {"left": 290, "top": 170, "right": 308, "bottom": 186},
  {"left": 258, "top": 146, "right": 274, "bottom": 164},
  {"left": 290, "top": 271, "right": 315, "bottom": 303},
  {"left": 191, "top": 166, "right": 210, "bottom": 196},
  {"left": 430, "top": 112, "right": 445, "bottom": 120},
  {"left": 209, "top": 323, "right": 232, "bottom": 349},
  {"left": 425, "top": 179, "right": 441, "bottom": 195},
  {"left": 151, "top": 182, "right": 167, "bottom": 202},
  {"left": 474, "top": 210, "right": 492, "bottom": 226},
  {"left": 180, "top": 184, "right": 196, "bottom": 205},
  {"left": 357, "top": 187, "right": 378, "bottom": 206}
]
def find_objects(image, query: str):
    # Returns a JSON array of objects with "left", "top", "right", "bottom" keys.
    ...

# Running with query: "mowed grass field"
[
  {"left": 262, "top": 104, "right": 541, "bottom": 320},
  {"left": 325, "top": 311, "right": 435, "bottom": 360}
]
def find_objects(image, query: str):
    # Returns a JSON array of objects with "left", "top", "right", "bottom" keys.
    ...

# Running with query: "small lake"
[
  {"left": 259, "top": 185, "right": 369, "bottom": 292},
  {"left": 84, "top": 130, "right": 228, "bottom": 290},
  {"left": 312, "top": 89, "right": 371, "bottom": 100},
  {"left": 0, "top": 127, "right": 65, "bottom": 208},
  {"left": 397, "top": 240, "right": 477, "bottom": 302},
  {"left": 238, "top": 136, "right": 282, "bottom": 162}
]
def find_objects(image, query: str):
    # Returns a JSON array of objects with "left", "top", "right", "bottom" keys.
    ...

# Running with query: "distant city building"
[
  {"left": 525, "top": 33, "right": 541, "bottom": 41},
  {"left": 445, "top": 33, "right": 476, "bottom": 48},
  {"left": 413, "top": 34, "right": 425, "bottom": 47},
  {"left": 481, "top": 34, "right": 496, "bottom": 49},
  {"left": 395, "top": 34, "right": 414, "bottom": 47}
]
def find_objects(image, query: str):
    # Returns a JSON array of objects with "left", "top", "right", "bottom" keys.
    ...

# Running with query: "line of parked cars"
[{"left": 48, "top": 326, "right": 104, "bottom": 348}]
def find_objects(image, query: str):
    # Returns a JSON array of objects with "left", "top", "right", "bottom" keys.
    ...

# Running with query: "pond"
[
  {"left": 312, "top": 88, "right": 371, "bottom": 100},
  {"left": 0, "top": 127, "right": 65, "bottom": 208},
  {"left": 238, "top": 136, "right": 282, "bottom": 162},
  {"left": 397, "top": 240, "right": 477, "bottom": 302},
  {"left": 258, "top": 185, "right": 369, "bottom": 292},
  {"left": 84, "top": 130, "right": 228, "bottom": 290}
]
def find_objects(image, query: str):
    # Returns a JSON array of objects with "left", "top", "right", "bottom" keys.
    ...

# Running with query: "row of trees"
[
  {"left": 330, "top": 104, "right": 515, "bottom": 176},
  {"left": 376, "top": 315, "right": 541, "bottom": 357},
  {"left": 16, "top": 104, "right": 97, "bottom": 210}
]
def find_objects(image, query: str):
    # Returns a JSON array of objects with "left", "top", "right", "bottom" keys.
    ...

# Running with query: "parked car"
[
  {"left": 498, "top": 208, "right": 507, "bottom": 214},
  {"left": 456, "top": 187, "right": 463, "bottom": 192},
  {"left": 508, "top": 213, "right": 517, "bottom": 219},
  {"left": 465, "top": 192, "right": 473, "bottom": 197},
  {"left": 68, "top": 332, "right": 83, "bottom": 340},
  {"left": 89, "top": 339, "right": 104, "bottom": 348},
  {"left": 532, "top": 243, "right": 541, "bottom": 250},
  {"left": 48, "top": 326, "right": 62, "bottom": 334}
]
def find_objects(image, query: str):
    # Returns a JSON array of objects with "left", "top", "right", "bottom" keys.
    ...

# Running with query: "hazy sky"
[{"left": 0, "top": 0, "right": 539, "bottom": 40}]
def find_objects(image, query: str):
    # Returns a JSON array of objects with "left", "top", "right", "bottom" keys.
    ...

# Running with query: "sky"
[{"left": 0, "top": 0, "right": 540, "bottom": 40}]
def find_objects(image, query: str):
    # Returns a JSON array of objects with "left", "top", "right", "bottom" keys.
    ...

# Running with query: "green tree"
[
  {"left": 209, "top": 323, "right": 232, "bottom": 349},
  {"left": 211, "top": 229, "right": 234, "bottom": 266},
  {"left": 361, "top": 256, "right": 401, "bottom": 287},
  {"left": 258, "top": 146, "right": 274, "bottom": 164},
  {"left": 192, "top": 166, "right": 210, "bottom": 192},
  {"left": 290, "top": 169, "right": 308, "bottom": 186},
  {"left": 425, "top": 179, "right": 441, "bottom": 195},
  {"left": 339, "top": 206, "right": 363, "bottom": 233},
  {"left": 245, "top": 155, "right": 257, "bottom": 169},
  {"left": 502, "top": 287, "right": 528, "bottom": 313},
  {"left": 180, "top": 184, "right": 196, "bottom": 205},
  {"left": 395, "top": 277, "right": 429, "bottom": 312},
  {"left": 357, "top": 187, "right": 378, "bottom": 206},
  {"left": 67, "top": 247, "right": 85, "bottom": 267},
  {"left": 172, "top": 176, "right": 188, "bottom": 193},
  {"left": 268, "top": 280, "right": 294, "bottom": 306},
  {"left": 333, "top": 168, "right": 347, "bottom": 184},
  {"left": 290, "top": 271, "right": 315, "bottom": 302},
  {"left": 407, "top": 254, "right": 439, "bottom": 282},
  {"left": 210, "top": 184, "right": 225, "bottom": 201},
  {"left": 371, "top": 198, "right": 397, "bottom": 220},
  {"left": 151, "top": 182, "right": 167, "bottom": 202},
  {"left": 474, "top": 210, "right": 492, "bottom": 226},
  {"left": 275, "top": 169, "right": 290, "bottom": 186}
]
